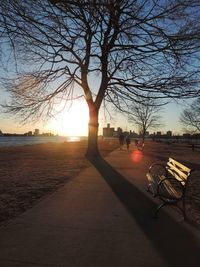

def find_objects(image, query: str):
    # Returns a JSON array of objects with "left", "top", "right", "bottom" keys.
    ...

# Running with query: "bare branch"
[
  {"left": 0, "top": 0, "right": 200, "bottom": 156},
  {"left": 180, "top": 98, "right": 200, "bottom": 133}
]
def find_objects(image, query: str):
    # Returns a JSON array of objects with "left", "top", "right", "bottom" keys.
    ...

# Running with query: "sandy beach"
[
  {"left": 0, "top": 139, "right": 119, "bottom": 226},
  {"left": 0, "top": 139, "right": 200, "bottom": 229}
]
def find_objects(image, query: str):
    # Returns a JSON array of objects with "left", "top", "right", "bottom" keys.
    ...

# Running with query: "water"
[{"left": 0, "top": 136, "right": 87, "bottom": 147}]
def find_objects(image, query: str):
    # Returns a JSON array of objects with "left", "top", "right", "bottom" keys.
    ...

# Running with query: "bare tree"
[
  {"left": 128, "top": 97, "right": 163, "bottom": 143},
  {"left": 180, "top": 98, "right": 200, "bottom": 133},
  {"left": 0, "top": 1, "right": 200, "bottom": 158}
]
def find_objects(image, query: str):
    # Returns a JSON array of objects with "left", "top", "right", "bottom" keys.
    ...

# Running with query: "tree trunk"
[
  {"left": 85, "top": 107, "right": 100, "bottom": 159},
  {"left": 142, "top": 127, "right": 146, "bottom": 144},
  {"left": 142, "top": 134, "right": 145, "bottom": 144}
]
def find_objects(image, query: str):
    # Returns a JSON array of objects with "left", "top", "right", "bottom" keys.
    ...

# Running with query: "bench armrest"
[{"left": 157, "top": 177, "right": 185, "bottom": 203}]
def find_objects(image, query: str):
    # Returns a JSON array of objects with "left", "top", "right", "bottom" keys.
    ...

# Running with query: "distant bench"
[{"left": 146, "top": 158, "right": 194, "bottom": 218}]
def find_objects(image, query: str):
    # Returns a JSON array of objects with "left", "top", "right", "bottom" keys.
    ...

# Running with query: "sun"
[{"left": 51, "top": 101, "right": 89, "bottom": 136}]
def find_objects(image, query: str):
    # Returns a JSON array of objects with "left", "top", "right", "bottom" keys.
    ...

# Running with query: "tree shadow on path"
[{"left": 90, "top": 156, "right": 200, "bottom": 267}]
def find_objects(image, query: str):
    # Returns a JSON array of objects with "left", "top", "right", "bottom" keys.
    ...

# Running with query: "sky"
[
  {"left": 0, "top": 61, "right": 192, "bottom": 136},
  {"left": 0, "top": 63, "right": 189, "bottom": 136},
  {"left": 0, "top": 1, "right": 196, "bottom": 137},
  {"left": 0, "top": 92, "right": 188, "bottom": 136}
]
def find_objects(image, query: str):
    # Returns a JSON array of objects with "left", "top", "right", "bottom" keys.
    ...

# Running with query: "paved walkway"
[{"left": 0, "top": 145, "right": 200, "bottom": 267}]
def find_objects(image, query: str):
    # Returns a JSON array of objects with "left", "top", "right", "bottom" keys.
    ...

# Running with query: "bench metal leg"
[
  {"left": 154, "top": 202, "right": 165, "bottom": 218},
  {"left": 146, "top": 184, "right": 157, "bottom": 197},
  {"left": 146, "top": 184, "right": 151, "bottom": 192},
  {"left": 182, "top": 198, "right": 186, "bottom": 220}
]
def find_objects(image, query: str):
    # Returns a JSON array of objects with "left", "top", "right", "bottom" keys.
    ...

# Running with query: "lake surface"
[{"left": 0, "top": 136, "right": 87, "bottom": 147}]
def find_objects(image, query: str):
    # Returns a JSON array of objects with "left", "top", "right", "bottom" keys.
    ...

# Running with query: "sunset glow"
[{"left": 51, "top": 101, "right": 89, "bottom": 136}]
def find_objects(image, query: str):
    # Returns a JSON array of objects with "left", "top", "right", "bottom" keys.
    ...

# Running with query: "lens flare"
[{"left": 131, "top": 150, "right": 143, "bottom": 163}]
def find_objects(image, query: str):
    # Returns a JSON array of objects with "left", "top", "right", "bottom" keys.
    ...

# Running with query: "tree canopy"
[
  {"left": 128, "top": 96, "right": 163, "bottom": 142},
  {"left": 0, "top": 0, "right": 200, "bottom": 156},
  {"left": 180, "top": 98, "right": 200, "bottom": 133}
]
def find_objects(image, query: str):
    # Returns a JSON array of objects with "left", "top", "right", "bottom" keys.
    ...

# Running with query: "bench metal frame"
[{"left": 146, "top": 157, "right": 194, "bottom": 218}]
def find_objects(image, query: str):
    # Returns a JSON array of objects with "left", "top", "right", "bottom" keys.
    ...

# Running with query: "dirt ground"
[
  {"left": 0, "top": 139, "right": 119, "bottom": 226},
  {"left": 0, "top": 139, "right": 200, "bottom": 229}
]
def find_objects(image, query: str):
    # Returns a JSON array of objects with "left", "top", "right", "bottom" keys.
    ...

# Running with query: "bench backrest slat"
[
  {"left": 166, "top": 158, "right": 192, "bottom": 184},
  {"left": 168, "top": 158, "right": 191, "bottom": 172},
  {"left": 167, "top": 163, "right": 189, "bottom": 180}
]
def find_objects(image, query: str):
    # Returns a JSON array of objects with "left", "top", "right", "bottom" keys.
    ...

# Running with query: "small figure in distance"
[
  {"left": 135, "top": 139, "right": 138, "bottom": 148},
  {"left": 126, "top": 135, "right": 131, "bottom": 151},
  {"left": 119, "top": 132, "right": 125, "bottom": 150}
]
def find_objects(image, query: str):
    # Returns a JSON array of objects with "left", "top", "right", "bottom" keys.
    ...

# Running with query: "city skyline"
[
  {"left": 0, "top": 101, "right": 191, "bottom": 137},
  {"left": 0, "top": 102, "right": 188, "bottom": 136}
]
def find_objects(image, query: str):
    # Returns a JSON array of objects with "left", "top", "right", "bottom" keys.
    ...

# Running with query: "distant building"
[
  {"left": 117, "top": 127, "right": 123, "bottom": 135},
  {"left": 166, "top": 131, "right": 172, "bottom": 137},
  {"left": 34, "top": 129, "right": 39, "bottom": 135},
  {"left": 129, "top": 131, "right": 138, "bottom": 138},
  {"left": 156, "top": 131, "right": 162, "bottom": 136},
  {"left": 42, "top": 132, "right": 54, "bottom": 136},
  {"left": 183, "top": 133, "right": 191, "bottom": 138},
  {"left": 193, "top": 133, "right": 200, "bottom": 139},
  {"left": 103, "top": 124, "right": 115, "bottom": 137}
]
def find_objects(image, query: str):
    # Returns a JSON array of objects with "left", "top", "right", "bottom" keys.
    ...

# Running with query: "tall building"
[
  {"left": 34, "top": 129, "right": 39, "bottom": 135},
  {"left": 166, "top": 131, "right": 172, "bottom": 137},
  {"left": 117, "top": 127, "right": 123, "bottom": 135},
  {"left": 103, "top": 124, "right": 115, "bottom": 137}
]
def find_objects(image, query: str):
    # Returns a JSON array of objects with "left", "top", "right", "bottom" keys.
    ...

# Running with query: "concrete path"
[{"left": 0, "top": 145, "right": 200, "bottom": 267}]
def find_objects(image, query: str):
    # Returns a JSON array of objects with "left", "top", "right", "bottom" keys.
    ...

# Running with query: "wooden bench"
[{"left": 146, "top": 158, "right": 194, "bottom": 218}]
